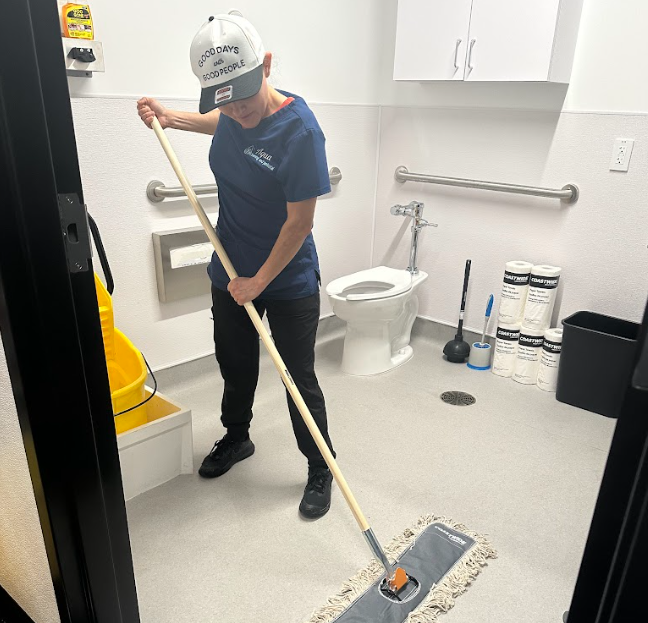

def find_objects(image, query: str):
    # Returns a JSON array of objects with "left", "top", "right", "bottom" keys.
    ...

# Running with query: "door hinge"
[{"left": 58, "top": 193, "right": 91, "bottom": 273}]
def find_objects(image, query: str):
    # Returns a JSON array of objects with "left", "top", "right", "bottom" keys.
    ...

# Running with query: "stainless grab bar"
[
  {"left": 394, "top": 166, "right": 579, "bottom": 204},
  {"left": 147, "top": 167, "right": 343, "bottom": 203}
]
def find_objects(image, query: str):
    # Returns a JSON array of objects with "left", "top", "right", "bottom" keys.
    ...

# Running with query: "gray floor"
[{"left": 126, "top": 318, "right": 616, "bottom": 623}]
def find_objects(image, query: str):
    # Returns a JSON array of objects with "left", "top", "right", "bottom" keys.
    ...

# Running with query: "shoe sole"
[
  {"left": 299, "top": 501, "right": 331, "bottom": 520},
  {"left": 198, "top": 443, "right": 255, "bottom": 479}
]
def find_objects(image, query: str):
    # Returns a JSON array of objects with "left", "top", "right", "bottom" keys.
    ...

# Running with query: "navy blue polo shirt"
[{"left": 207, "top": 90, "right": 330, "bottom": 299}]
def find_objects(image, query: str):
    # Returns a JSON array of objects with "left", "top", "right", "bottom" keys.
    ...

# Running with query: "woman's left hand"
[{"left": 227, "top": 277, "right": 265, "bottom": 305}]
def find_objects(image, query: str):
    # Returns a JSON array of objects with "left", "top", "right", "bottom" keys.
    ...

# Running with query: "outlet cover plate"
[{"left": 610, "top": 138, "right": 634, "bottom": 172}]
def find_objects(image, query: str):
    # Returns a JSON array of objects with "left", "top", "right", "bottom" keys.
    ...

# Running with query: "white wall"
[
  {"left": 0, "top": 335, "right": 60, "bottom": 623},
  {"left": 67, "top": 0, "right": 648, "bottom": 369},
  {"left": 375, "top": 108, "right": 648, "bottom": 333},
  {"left": 564, "top": 0, "right": 648, "bottom": 112},
  {"left": 68, "top": 1, "right": 382, "bottom": 369},
  {"left": 372, "top": 0, "right": 648, "bottom": 332},
  {"left": 63, "top": 0, "right": 382, "bottom": 104}
]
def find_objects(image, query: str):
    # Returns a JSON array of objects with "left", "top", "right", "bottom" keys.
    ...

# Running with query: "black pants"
[{"left": 211, "top": 286, "right": 335, "bottom": 469}]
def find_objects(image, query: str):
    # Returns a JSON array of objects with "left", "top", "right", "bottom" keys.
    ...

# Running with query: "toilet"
[{"left": 326, "top": 266, "right": 428, "bottom": 375}]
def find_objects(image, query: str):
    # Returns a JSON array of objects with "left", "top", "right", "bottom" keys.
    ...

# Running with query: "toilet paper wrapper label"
[
  {"left": 504, "top": 271, "right": 531, "bottom": 286},
  {"left": 529, "top": 274, "right": 560, "bottom": 289},
  {"left": 519, "top": 334, "right": 544, "bottom": 348},
  {"left": 543, "top": 339, "right": 562, "bottom": 354},
  {"left": 496, "top": 327, "right": 521, "bottom": 342}
]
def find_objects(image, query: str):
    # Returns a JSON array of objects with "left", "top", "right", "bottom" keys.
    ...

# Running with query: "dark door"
[
  {"left": 568, "top": 296, "right": 648, "bottom": 623},
  {"left": 0, "top": 0, "right": 139, "bottom": 621}
]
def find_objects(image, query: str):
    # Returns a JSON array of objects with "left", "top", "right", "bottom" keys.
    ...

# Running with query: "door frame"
[
  {"left": 0, "top": 0, "right": 139, "bottom": 621},
  {"left": 1, "top": 1, "right": 647, "bottom": 622},
  {"left": 568, "top": 298, "right": 648, "bottom": 622}
]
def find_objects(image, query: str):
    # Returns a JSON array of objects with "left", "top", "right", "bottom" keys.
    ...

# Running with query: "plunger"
[{"left": 443, "top": 259, "right": 472, "bottom": 363}]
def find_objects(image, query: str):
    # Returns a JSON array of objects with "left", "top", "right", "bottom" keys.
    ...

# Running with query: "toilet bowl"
[{"left": 326, "top": 266, "right": 428, "bottom": 375}]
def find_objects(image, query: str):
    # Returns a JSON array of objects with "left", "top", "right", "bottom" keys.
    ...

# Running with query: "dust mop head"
[{"left": 306, "top": 515, "right": 497, "bottom": 623}]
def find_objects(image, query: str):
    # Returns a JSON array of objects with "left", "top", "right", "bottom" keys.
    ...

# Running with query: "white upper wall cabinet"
[
  {"left": 393, "top": 0, "right": 474, "bottom": 81},
  {"left": 394, "top": 0, "right": 585, "bottom": 83}
]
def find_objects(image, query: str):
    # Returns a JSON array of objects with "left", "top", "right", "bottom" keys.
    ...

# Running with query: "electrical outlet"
[{"left": 610, "top": 138, "right": 635, "bottom": 172}]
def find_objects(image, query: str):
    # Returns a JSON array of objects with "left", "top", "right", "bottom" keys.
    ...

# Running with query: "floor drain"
[{"left": 441, "top": 391, "right": 476, "bottom": 406}]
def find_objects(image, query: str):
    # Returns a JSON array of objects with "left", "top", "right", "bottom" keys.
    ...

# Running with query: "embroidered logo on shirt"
[{"left": 244, "top": 145, "right": 276, "bottom": 171}]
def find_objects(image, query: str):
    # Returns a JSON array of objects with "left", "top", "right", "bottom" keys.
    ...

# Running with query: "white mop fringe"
[{"left": 305, "top": 514, "right": 497, "bottom": 623}]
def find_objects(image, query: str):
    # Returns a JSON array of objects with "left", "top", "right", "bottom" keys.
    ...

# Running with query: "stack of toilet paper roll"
[{"left": 492, "top": 261, "right": 563, "bottom": 391}]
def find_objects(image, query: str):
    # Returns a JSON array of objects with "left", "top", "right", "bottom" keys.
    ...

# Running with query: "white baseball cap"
[{"left": 190, "top": 15, "right": 266, "bottom": 114}]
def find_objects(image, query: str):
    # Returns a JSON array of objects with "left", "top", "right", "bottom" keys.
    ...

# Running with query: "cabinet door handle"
[
  {"left": 468, "top": 39, "right": 476, "bottom": 71},
  {"left": 453, "top": 39, "right": 462, "bottom": 70}
]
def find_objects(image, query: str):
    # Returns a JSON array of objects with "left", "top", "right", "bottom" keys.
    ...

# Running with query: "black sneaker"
[
  {"left": 299, "top": 468, "right": 333, "bottom": 519},
  {"left": 198, "top": 435, "right": 255, "bottom": 479}
]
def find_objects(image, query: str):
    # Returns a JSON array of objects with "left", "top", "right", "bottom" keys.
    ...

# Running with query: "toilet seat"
[{"left": 326, "top": 267, "right": 413, "bottom": 301}]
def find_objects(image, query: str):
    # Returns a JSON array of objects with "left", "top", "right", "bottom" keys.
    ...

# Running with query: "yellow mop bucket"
[{"left": 94, "top": 274, "right": 148, "bottom": 434}]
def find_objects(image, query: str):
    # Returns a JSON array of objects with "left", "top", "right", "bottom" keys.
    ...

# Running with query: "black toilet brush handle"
[{"left": 456, "top": 259, "right": 472, "bottom": 336}]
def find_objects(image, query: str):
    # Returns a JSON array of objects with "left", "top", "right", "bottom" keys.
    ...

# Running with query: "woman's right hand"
[{"left": 137, "top": 97, "right": 171, "bottom": 129}]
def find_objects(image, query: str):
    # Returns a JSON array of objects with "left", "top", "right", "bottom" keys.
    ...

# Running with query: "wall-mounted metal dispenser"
[{"left": 152, "top": 226, "right": 216, "bottom": 303}]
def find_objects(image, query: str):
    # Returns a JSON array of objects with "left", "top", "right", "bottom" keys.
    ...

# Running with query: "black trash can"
[{"left": 557, "top": 311, "right": 640, "bottom": 418}]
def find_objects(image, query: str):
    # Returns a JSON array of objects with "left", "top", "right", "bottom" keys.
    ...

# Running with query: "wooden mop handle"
[{"left": 151, "top": 118, "right": 370, "bottom": 532}]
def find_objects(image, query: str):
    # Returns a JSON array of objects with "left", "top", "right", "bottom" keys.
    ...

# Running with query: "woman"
[{"left": 137, "top": 14, "right": 335, "bottom": 519}]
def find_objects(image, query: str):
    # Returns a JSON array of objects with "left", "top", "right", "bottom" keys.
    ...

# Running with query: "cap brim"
[{"left": 199, "top": 64, "right": 264, "bottom": 114}]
